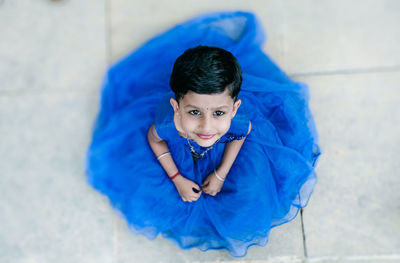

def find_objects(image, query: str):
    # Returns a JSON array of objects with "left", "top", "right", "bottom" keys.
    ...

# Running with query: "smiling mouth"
[{"left": 196, "top": 134, "right": 215, "bottom": 140}]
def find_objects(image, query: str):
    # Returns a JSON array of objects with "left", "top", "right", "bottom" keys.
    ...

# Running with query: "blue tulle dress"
[{"left": 85, "top": 11, "right": 321, "bottom": 257}]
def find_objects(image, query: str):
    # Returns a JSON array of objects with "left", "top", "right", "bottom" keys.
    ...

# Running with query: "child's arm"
[
  {"left": 147, "top": 124, "right": 179, "bottom": 178},
  {"left": 202, "top": 121, "right": 252, "bottom": 196},
  {"left": 147, "top": 124, "right": 202, "bottom": 202}
]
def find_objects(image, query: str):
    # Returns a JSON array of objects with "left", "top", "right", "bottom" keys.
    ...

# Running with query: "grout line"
[
  {"left": 276, "top": 0, "right": 287, "bottom": 72},
  {"left": 195, "top": 254, "right": 400, "bottom": 263},
  {"left": 2, "top": 64, "right": 399, "bottom": 97},
  {"left": 194, "top": 256, "right": 304, "bottom": 263},
  {"left": 0, "top": 88, "right": 97, "bottom": 97},
  {"left": 306, "top": 254, "right": 400, "bottom": 262},
  {"left": 300, "top": 208, "right": 308, "bottom": 259},
  {"left": 113, "top": 215, "right": 119, "bottom": 263},
  {"left": 105, "top": 0, "right": 112, "bottom": 66},
  {"left": 105, "top": 0, "right": 116, "bottom": 261},
  {"left": 290, "top": 65, "right": 400, "bottom": 78}
]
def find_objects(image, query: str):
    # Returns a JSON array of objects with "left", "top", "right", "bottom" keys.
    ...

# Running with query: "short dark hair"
[{"left": 169, "top": 46, "right": 242, "bottom": 102}]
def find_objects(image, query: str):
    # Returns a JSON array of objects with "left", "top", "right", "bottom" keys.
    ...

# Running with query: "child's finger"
[
  {"left": 202, "top": 180, "right": 209, "bottom": 188},
  {"left": 192, "top": 187, "right": 200, "bottom": 193},
  {"left": 192, "top": 182, "right": 202, "bottom": 191},
  {"left": 192, "top": 190, "right": 201, "bottom": 197},
  {"left": 194, "top": 192, "right": 202, "bottom": 199}
]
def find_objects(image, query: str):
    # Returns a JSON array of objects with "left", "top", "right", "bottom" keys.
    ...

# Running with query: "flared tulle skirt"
[{"left": 85, "top": 11, "right": 320, "bottom": 257}]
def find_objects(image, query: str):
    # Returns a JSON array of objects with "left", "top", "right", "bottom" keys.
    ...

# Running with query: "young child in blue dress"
[
  {"left": 148, "top": 46, "right": 250, "bottom": 201},
  {"left": 86, "top": 11, "right": 320, "bottom": 257}
]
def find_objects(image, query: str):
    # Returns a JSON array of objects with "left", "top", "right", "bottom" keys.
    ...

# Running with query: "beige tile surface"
[
  {"left": 282, "top": 0, "right": 400, "bottom": 74},
  {"left": 1, "top": 0, "right": 400, "bottom": 262},
  {"left": 110, "top": 0, "right": 285, "bottom": 68},
  {"left": 115, "top": 214, "right": 304, "bottom": 262},
  {"left": 0, "top": 91, "right": 114, "bottom": 262},
  {"left": 296, "top": 71, "right": 400, "bottom": 257},
  {"left": 0, "top": 0, "right": 106, "bottom": 92}
]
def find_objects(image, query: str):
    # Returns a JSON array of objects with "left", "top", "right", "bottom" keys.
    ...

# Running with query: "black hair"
[{"left": 169, "top": 46, "right": 242, "bottom": 102}]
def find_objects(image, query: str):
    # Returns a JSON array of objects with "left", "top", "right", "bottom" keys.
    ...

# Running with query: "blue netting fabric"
[{"left": 85, "top": 11, "right": 321, "bottom": 257}]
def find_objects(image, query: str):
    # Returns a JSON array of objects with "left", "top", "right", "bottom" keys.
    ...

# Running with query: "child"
[
  {"left": 148, "top": 46, "right": 250, "bottom": 202},
  {"left": 86, "top": 11, "right": 320, "bottom": 257}
]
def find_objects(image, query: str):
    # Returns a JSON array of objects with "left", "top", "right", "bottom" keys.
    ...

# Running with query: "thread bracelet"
[{"left": 169, "top": 171, "right": 180, "bottom": 180}]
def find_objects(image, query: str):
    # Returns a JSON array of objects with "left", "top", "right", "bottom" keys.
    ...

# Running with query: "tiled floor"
[{"left": 1, "top": 1, "right": 399, "bottom": 262}]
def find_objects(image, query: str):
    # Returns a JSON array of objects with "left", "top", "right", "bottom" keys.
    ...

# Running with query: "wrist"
[
  {"left": 169, "top": 171, "right": 181, "bottom": 181},
  {"left": 172, "top": 174, "right": 184, "bottom": 185},
  {"left": 216, "top": 166, "right": 228, "bottom": 178}
]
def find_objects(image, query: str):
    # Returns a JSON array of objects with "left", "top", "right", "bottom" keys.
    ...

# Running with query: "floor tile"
[
  {"left": 0, "top": 0, "right": 106, "bottom": 92},
  {"left": 110, "top": 0, "right": 285, "bottom": 67},
  {"left": 0, "top": 91, "right": 115, "bottom": 263},
  {"left": 282, "top": 0, "right": 400, "bottom": 74},
  {"left": 115, "top": 213, "right": 304, "bottom": 262},
  {"left": 294, "top": 71, "right": 400, "bottom": 256}
]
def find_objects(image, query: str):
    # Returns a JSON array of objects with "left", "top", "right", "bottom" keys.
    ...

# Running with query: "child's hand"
[
  {"left": 202, "top": 170, "right": 226, "bottom": 196},
  {"left": 173, "top": 175, "right": 202, "bottom": 202}
]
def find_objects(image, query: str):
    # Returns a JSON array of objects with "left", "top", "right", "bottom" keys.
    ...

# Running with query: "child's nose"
[{"left": 199, "top": 115, "right": 212, "bottom": 132}]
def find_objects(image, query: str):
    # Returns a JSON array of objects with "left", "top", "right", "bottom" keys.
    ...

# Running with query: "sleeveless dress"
[{"left": 85, "top": 11, "right": 321, "bottom": 257}]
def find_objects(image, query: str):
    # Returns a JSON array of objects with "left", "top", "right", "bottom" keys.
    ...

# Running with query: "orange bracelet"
[{"left": 169, "top": 171, "right": 180, "bottom": 180}]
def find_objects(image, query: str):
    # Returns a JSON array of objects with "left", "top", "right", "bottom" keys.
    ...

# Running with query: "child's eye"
[
  {"left": 189, "top": 110, "right": 201, "bottom": 116},
  {"left": 214, "top": 111, "right": 225, "bottom": 117}
]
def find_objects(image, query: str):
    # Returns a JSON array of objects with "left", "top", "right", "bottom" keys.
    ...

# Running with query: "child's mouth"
[{"left": 196, "top": 134, "right": 215, "bottom": 140}]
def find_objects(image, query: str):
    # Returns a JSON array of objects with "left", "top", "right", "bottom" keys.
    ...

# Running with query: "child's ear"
[
  {"left": 231, "top": 99, "right": 241, "bottom": 118},
  {"left": 170, "top": 98, "right": 180, "bottom": 114}
]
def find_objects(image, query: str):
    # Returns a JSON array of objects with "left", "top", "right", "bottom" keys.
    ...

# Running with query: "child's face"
[{"left": 170, "top": 89, "right": 241, "bottom": 147}]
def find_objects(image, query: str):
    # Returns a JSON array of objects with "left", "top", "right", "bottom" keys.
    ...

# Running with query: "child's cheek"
[
  {"left": 219, "top": 119, "right": 232, "bottom": 135},
  {"left": 181, "top": 116, "right": 197, "bottom": 131}
]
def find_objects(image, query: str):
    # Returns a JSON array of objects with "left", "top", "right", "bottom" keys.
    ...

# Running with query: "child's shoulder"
[
  {"left": 155, "top": 95, "right": 173, "bottom": 125},
  {"left": 154, "top": 94, "right": 177, "bottom": 141}
]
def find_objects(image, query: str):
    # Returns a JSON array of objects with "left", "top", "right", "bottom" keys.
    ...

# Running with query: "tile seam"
[
  {"left": 300, "top": 208, "right": 308, "bottom": 258},
  {"left": 290, "top": 65, "right": 400, "bottom": 78},
  {"left": 113, "top": 215, "right": 119, "bottom": 263},
  {"left": 306, "top": 254, "right": 400, "bottom": 262},
  {"left": 1, "top": 64, "right": 399, "bottom": 97},
  {"left": 105, "top": 2, "right": 116, "bottom": 262},
  {"left": 193, "top": 256, "right": 304, "bottom": 263},
  {"left": 0, "top": 88, "right": 97, "bottom": 97},
  {"left": 105, "top": 0, "right": 112, "bottom": 66}
]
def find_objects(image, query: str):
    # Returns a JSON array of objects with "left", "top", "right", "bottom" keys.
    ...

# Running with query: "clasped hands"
[{"left": 173, "top": 170, "right": 226, "bottom": 202}]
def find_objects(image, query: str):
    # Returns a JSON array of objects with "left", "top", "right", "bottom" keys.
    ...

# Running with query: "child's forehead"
[{"left": 180, "top": 90, "right": 234, "bottom": 109}]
